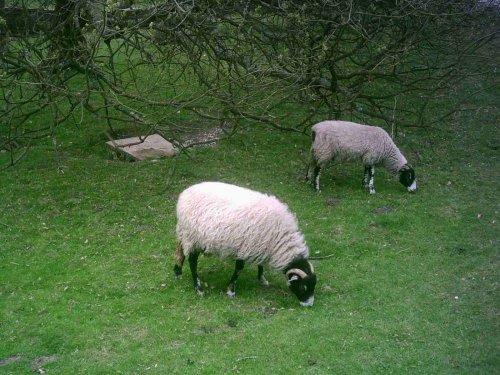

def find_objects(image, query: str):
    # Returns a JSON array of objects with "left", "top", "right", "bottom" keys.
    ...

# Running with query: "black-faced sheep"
[
  {"left": 174, "top": 182, "right": 317, "bottom": 307},
  {"left": 306, "top": 120, "right": 416, "bottom": 194}
]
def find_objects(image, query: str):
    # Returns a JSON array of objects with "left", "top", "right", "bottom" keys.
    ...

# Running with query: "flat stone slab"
[{"left": 106, "top": 134, "right": 177, "bottom": 161}]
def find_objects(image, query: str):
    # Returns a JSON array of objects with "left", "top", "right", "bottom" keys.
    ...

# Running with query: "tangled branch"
[{"left": 0, "top": 0, "right": 498, "bottom": 167}]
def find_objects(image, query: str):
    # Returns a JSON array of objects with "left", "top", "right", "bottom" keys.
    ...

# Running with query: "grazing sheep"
[
  {"left": 174, "top": 182, "right": 317, "bottom": 307},
  {"left": 306, "top": 120, "right": 416, "bottom": 194}
]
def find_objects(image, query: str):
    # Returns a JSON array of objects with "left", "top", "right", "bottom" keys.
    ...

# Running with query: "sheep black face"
[
  {"left": 399, "top": 164, "right": 416, "bottom": 192},
  {"left": 285, "top": 259, "right": 317, "bottom": 307}
]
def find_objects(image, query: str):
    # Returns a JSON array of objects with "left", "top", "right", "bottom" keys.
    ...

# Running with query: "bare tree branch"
[{"left": 0, "top": 0, "right": 498, "bottom": 167}]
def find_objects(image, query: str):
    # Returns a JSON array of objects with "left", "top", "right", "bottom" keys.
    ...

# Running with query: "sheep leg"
[
  {"left": 306, "top": 145, "right": 317, "bottom": 182},
  {"left": 307, "top": 155, "right": 323, "bottom": 191},
  {"left": 368, "top": 166, "right": 376, "bottom": 194},
  {"left": 363, "top": 166, "right": 370, "bottom": 188},
  {"left": 227, "top": 259, "right": 245, "bottom": 298},
  {"left": 305, "top": 156, "right": 316, "bottom": 182},
  {"left": 312, "top": 163, "right": 322, "bottom": 191},
  {"left": 258, "top": 265, "right": 269, "bottom": 287},
  {"left": 173, "top": 240, "right": 185, "bottom": 279},
  {"left": 188, "top": 252, "right": 204, "bottom": 296}
]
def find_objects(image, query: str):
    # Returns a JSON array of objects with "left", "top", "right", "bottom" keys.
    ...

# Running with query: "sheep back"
[{"left": 176, "top": 182, "right": 309, "bottom": 269}]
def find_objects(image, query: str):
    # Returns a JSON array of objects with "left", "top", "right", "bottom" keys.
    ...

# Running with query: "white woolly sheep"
[
  {"left": 174, "top": 182, "right": 317, "bottom": 307},
  {"left": 306, "top": 120, "right": 417, "bottom": 194}
]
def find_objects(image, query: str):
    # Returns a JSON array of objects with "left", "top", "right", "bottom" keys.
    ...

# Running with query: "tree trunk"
[
  {"left": 52, "top": 0, "right": 87, "bottom": 64},
  {"left": 0, "top": 0, "right": 5, "bottom": 53}
]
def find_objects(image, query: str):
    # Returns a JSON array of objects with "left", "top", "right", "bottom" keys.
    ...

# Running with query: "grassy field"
[{"left": 0, "top": 85, "right": 499, "bottom": 373}]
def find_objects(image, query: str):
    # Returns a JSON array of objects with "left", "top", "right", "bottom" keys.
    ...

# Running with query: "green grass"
[{"left": 0, "top": 90, "right": 499, "bottom": 373}]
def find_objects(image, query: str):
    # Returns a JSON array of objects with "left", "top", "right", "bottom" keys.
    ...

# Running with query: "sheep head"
[
  {"left": 399, "top": 164, "right": 417, "bottom": 192},
  {"left": 285, "top": 259, "right": 317, "bottom": 307}
]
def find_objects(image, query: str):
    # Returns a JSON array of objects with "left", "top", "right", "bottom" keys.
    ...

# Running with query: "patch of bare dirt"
[
  {"left": 373, "top": 206, "right": 394, "bottom": 215},
  {"left": 179, "top": 125, "right": 224, "bottom": 148},
  {"left": 0, "top": 355, "right": 23, "bottom": 367},
  {"left": 31, "top": 355, "right": 58, "bottom": 371}
]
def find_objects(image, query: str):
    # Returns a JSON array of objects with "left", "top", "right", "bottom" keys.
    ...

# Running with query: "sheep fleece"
[
  {"left": 176, "top": 182, "right": 309, "bottom": 269},
  {"left": 312, "top": 120, "right": 407, "bottom": 172}
]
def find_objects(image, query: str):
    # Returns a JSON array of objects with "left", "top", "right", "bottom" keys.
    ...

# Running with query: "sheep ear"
[
  {"left": 287, "top": 274, "right": 300, "bottom": 286},
  {"left": 402, "top": 164, "right": 414, "bottom": 172}
]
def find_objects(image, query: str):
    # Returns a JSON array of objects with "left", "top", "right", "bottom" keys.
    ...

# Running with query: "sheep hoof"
[
  {"left": 227, "top": 289, "right": 236, "bottom": 298},
  {"left": 369, "top": 190, "right": 376, "bottom": 195},
  {"left": 196, "top": 289, "right": 205, "bottom": 297},
  {"left": 173, "top": 265, "right": 183, "bottom": 278},
  {"left": 260, "top": 277, "right": 269, "bottom": 287}
]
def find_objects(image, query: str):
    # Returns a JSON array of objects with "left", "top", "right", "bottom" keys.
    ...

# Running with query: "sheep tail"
[
  {"left": 173, "top": 240, "right": 185, "bottom": 278},
  {"left": 305, "top": 130, "right": 318, "bottom": 182}
]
